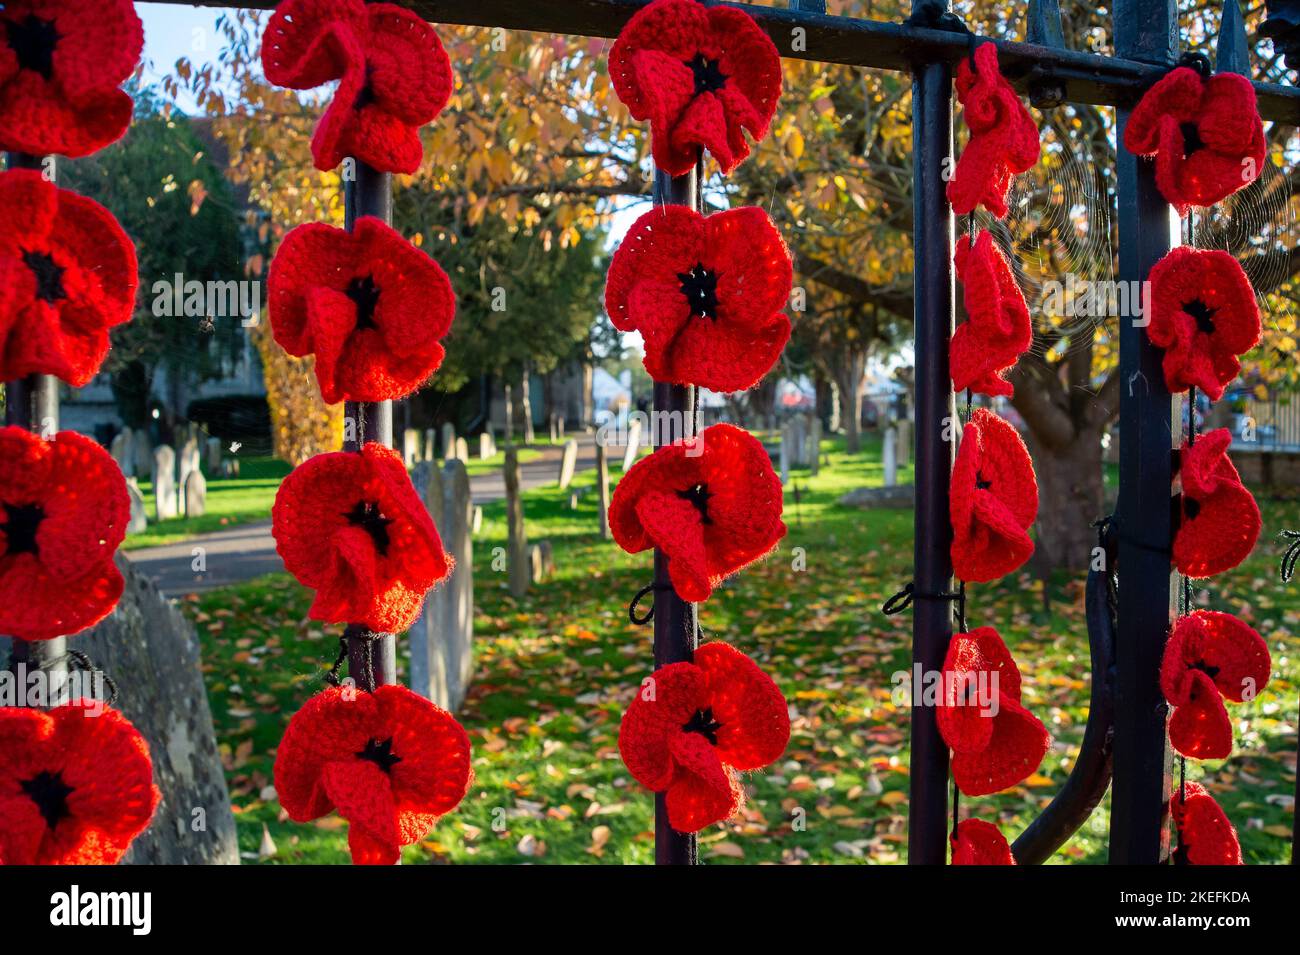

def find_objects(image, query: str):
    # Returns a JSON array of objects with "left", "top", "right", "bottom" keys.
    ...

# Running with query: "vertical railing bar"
[{"left": 907, "top": 38, "right": 957, "bottom": 864}]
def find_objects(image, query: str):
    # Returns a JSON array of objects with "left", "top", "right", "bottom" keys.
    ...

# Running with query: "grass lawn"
[{"left": 179, "top": 434, "right": 1299, "bottom": 864}]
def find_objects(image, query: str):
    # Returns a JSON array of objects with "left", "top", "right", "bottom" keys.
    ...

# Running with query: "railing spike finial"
[{"left": 1216, "top": 0, "right": 1252, "bottom": 76}]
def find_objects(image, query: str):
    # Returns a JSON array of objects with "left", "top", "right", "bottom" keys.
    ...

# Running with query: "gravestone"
[
  {"left": 153, "top": 445, "right": 177, "bottom": 520},
  {"left": 403, "top": 428, "right": 420, "bottom": 467},
  {"left": 111, "top": 429, "right": 134, "bottom": 478},
  {"left": 557, "top": 438, "right": 578, "bottom": 489},
  {"left": 549, "top": 414, "right": 559, "bottom": 443},
  {"left": 206, "top": 437, "right": 223, "bottom": 473},
  {"left": 424, "top": 428, "right": 437, "bottom": 462},
  {"left": 622, "top": 416, "right": 641, "bottom": 472},
  {"left": 504, "top": 447, "right": 529, "bottom": 598},
  {"left": 126, "top": 478, "right": 148, "bottom": 533},
  {"left": 897, "top": 418, "right": 911, "bottom": 469},
  {"left": 132, "top": 429, "right": 153, "bottom": 480},
  {"left": 455, "top": 436, "right": 468, "bottom": 462},
  {"left": 810, "top": 418, "right": 823, "bottom": 477},
  {"left": 883, "top": 426, "right": 898, "bottom": 487},
  {"left": 178, "top": 439, "right": 201, "bottom": 516},
  {"left": 441, "top": 422, "right": 456, "bottom": 462},
  {"left": 471, "top": 505, "right": 483, "bottom": 535},
  {"left": 789, "top": 415, "right": 807, "bottom": 467},
  {"left": 185, "top": 469, "right": 207, "bottom": 517},
  {"left": 779, "top": 420, "right": 791, "bottom": 485},
  {"left": 74, "top": 555, "right": 239, "bottom": 864},
  {"left": 529, "top": 540, "right": 555, "bottom": 583},
  {"left": 479, "top": 432, "right": 495, "bottom": 460},
  {"left": 596, "top": 442, "right": 611, "bottom": 540}
]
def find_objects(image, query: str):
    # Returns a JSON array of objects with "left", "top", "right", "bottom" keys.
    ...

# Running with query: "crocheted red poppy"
[
  {"left": 0, "top": 0, "right": 143, "bottom": 157},
  {"left": 1174, "top": 428, "right": 1260, "bottom": 578},
  {"left": 0, "top": 427, "right": 129, "bottom": 641},
  {"left": 1161, "top": 610, "right": 1270, "bottom": 761},
  {"left": 605, "top": 205, "right": 791, "bottom": 393},
  {"left": 268, "top": 217, "right": 454, "bottom": 405},
  {"left": 1146, "top": 246, "right": 1260, "bottom": 402},
  {"left": 274, "top": 684, "right": 471, "bottom": 865},
  {"left": 1123, "top": 67, "right": 1265, "bottom": 215},
  {"left": 950, "top": 409, "right": 1037, "bottom": 583},
  {"left": 618, "top": 641, "right": 789, "bottom": 833},
  {"left": 947, "top": 43, "right": 1040, "bottom": 219},
  {"left": 1171, "top": 782, "right": 1242, "bottom": 865},
  {"left": 936, "top": 626, "right": 1050, "bottom": 796},
  {"left": 261, "top": 0, "right": 454, "bottom": 174},
  {"left": 609, "top": 0, "right": 781, "bottom": 176},
  {"left": 609, "top": 422, "right": 785, "bottom": 603},
  {"left": 951, "top": 819, "right": 1015, "bottom": 865},
  {"left": 0, "top": 701, "right": 159, "bottom": 865},
  {"left": 0, "top": 170, "right": 137, "bottom": 387},
  {"left": 271, "top": 441, "right": 451, "bottom": 633},
  {"left": 952, "top": 231, "right": 1032, "bottom": 397}
]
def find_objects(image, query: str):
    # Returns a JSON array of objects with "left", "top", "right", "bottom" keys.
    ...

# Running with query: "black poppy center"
[
  {"left": 2, "top": 502, "right": 46, "bottom": 556},
  {"left": 975, "top": 471, "right": 993, "bottom": 491},
  {"left": 686, "top": 53, "right": 727, "bottom": 96},
  {"left": 20, "top": 770, "right": 74, "bottom": 830},
  {"left": 682, "top": 707, "right": 723, "bottom": 745},
  {"left": 345, "top": 275, "right": 382, "bottom": 331},
  {"left": 1184, "top": 496, "right": 1201, "bottom": 520},
  {"left": 676, "top": 483, "right": 713, "bottom": 524},
  {"left": 356, "top": 737, "right": 403, "bottom": 773},
  {"left": 1180, "top": 121, "right": 1206, "bottom": 157},
  {"left": 677, "top": 264, "right": 719, "bottom": 320},
  {"left": 22, "top": 250, "right": 67, "bottom": 304},
  {"left": 6, "top": 15, "right": 60, "bottom": 80},
  {"left": 1182, "top": 298, "right": 1217, "bottom": 335},
  {"left": 1190, "top": 659, "right": 1221, "bottom": 681},
  {"left": 344, "top": 500, "right": 394, "bottom": 556}
]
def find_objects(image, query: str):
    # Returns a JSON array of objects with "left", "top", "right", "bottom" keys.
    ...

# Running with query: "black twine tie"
[
  {"left": 628, "top": 582, "right": 674, "bottom": 626},
  {"left": 1280, "top": 530, "right": 1300, "bottom": 584}
]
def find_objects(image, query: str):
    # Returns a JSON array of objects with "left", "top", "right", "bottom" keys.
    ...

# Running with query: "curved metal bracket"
[{"left": 1011, "top": 523, "right": 1118, "bottom": 864}]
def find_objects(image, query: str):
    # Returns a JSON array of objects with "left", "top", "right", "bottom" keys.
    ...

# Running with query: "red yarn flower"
[
  {"left": 951, "top": 819, "right": 1015, "bottom": 865},
  {"left": 260, "top": 0, "right": 454, "bottom": 174},
  {"left": 936, "top": 626, "right": 1050, "bottom": 796},
  {"left": 1174, "top": 428, "right": 1260, "bottom": 578},
  {"left": 618, "top": 641, "right": 789, "bottom": 833},
  {"left": 0, "top": 0, "right": 143, "bottom": 157},
  {"left": 274, "top": 684, "right": 471, "bottom": 865},
  {"left": 1161, "top": 610, "right": 1270, "bottom": 761},
  {"left": 947, "top": 43, "right": 1040, "bottom": 219},
  {"left": 1171, "top": 782, "right": 1243, "bottom": 865},
  {"left": 952, "top": 231, "right": 1032, "bottom": 397},
  {"left": 1123, "top": 66, "right": 1265, "bottom": 215},
  {"left": 950, "top": 409, "right": 1037, "bottom": 583},
  {"left": 1146, "top": 246, "right": 1260, "bottom": 401},
  {"left": 609, "top": 0, "right": 781, "bottom": 176},
  {"left": 605, "top": 205, "right": 791, "bottom": 393},
  {"left": 0, "top": 701, "right": 159, "bottom": 865},
  {"left": 271, "top": 441, "right": 451, "bottom": 633},
  {"left": 268, "top": 217, "right": 454, "bottom": 405},
  {"left": 0, "top": 169, "right": 137, "bottom": 387},
  {"left": 610, "top": 423, "right": 785, "bottom": 603},
  {"left": 0, "top": 427, "right": 129, "bottom": 641}
]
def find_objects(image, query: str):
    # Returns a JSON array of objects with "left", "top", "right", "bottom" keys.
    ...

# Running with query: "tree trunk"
[
  {"left": 518, "top": 365, "right": 535, "bottom": 444},
  {"left": 502, "top": 380, "right": 514, "bottom": 444},
  {"left": 832, "top": 349, "right": 867, "bottom": 453},
  {"left": 1023, "top": 425, "right": 1105, "bottom": 573}
]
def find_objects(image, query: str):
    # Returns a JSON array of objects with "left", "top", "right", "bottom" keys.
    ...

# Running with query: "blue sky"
[{"left": 137, "top": 3, "right": 230, "bottom": 113}]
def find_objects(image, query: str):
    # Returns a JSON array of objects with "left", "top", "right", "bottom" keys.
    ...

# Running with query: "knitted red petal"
[
  {"left": 1161, "top": 610, "right": 1270, "bottom": 760},
  {"left": 1171, "top": 782, "right": 1243, "bottom": 865},
  {"left": 609, "top": 0, "right": 781, "bottom": 176},
  {"left": 0, "top": 702, "right": 159, "bottom": 865},
  {"left": 952, "top": 232, "right": 1032, "bottom": 397},
  {"left": 1173, "top": 429, "right": 1260, "bottom": 578},
  {"left": 271, "top": 442, "right": 451, "bottom": 633},
  {"left": 936, "top": 625, "right": 1023, "bottom": 755},
  {"left": 0, "top": 0, "right": 142, "bottom": 157},
  {"left": 1124, "top": 67, "right": 1265, "bottom": 215},
  {"left": 694, "top": 641, "right": 790, "bottom": 771},
  {"left": 609, "top": 423, "right": 785, "bottom": 602},
  {"left": 0, "top": 427, "right": 128, "bottom": 641},
  {"left": 273, "top": 684, "right": 471, "bottom": 865},
  {"left": 951, "top": 819, "right": 1015, "bottom": 865},
  {"left": 260, "top": 0, "right": 366, "bottom": 89},
  {"left": 950, "top": 694, "right": 1050, "bottom": 797},
  {"left": 268, "top": 217, "right": 454, "bottom": 404},
  {"left": 606, "top": 205, "right": 792, "bottom": 392},
  {"left": 0, "top": 170, "right": 137, "bottom": 387},
  {"left": 1147, "top": 246, "right": 1260, "bottom": 401},
  {"left": 618, "top": 660, "right": 708, "bottom": 792},
  {"left": 950, "top": 409, "right": 1037, "bottom": 583},
  {"left": 947, "top": 43, "right": 1040, "bottom": 218}
]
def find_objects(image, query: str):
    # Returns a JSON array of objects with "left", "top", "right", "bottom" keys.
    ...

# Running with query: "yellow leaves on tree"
[{"left": 250, "top": 321, "right": 342, "bottom": 466}]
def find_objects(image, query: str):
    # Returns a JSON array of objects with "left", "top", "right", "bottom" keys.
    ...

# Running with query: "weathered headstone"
[
  {"left": 403, "top": 428, "right": 421, "bottom": 467},
  {"left": 897, "top": 418, "right": 912, "bottom": 469},
  {"left": 184, "top": 469, "right": 207, "bottom": 517},
  {"left": 504, "top": 447, "right": 529, "bottom": 598},
  {"left": 471, "top": 505, "right": 483, "bottom": 535},
  {"left": 206, "top": 436, "right": 223, "bottom": 473},
  {"left": 779, "top": 420, "right": 791, "bottom": 485},
  {"left": 153, "top": 445, "right": 177, "bottom": 520},
  {"left": 621, "top": 416, "right": 641, "bottom": 472},
  {"left": 441, "top": 422, "right": 456, "bottom": 462},
  {"left": 126, "top": 477, "right": 148, "bottom": 534},
  {"left": 479, "top": 432, "right": 495, "bottom": 460},
  {"left": 549, "top": 413, "right": 559, "bottom": 443},
  {"left": 132, "top": 429, "right": 153, "bottom": 479},
  {"left": 883, "top": 426, "right": 898, "bottom": 487},
  {"left": 557, "top": 438, "right": 578, "bottom": 489},
  {"left": 529, "top": 540, "right": 555, "bottom": 583},
  {"left": 178, "top": 439, "right": 201, "bottom": 516},
  {"left": 424, "top": 428, "right": 437, "bottom": 462},
  {"left": 809, "top": 418, "right": 823, "bottom": 477},
  {"left": 111, "top": 429, "right": 135, "bottom": 478},
  {"left": 790, "top": 415, "right": 807, "bottom": 467},
  {"left": 455, "top": 436, "right": 468, "bottom": 462},
  {"left": 596, "top": 442, "right": 611, "bottom": 540}
]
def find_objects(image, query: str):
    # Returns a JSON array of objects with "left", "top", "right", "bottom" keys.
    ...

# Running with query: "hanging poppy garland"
[
  {"left": 950, "top": 409, "right": 1038, "bottom": 584},
  {"left": 1123, "top": 65, "right": 1265, "bottom": 215},
  {"left": 275, "top": 684, "right": 472, "bottom": 865},
  {"left": 605, "top": 205, "right": 792, "bottom": 394},
  {"left": 0, "top": 426, "right": 130, "bottom": 641},
  {"left": 947, "top": 42, "right": 1041, "bottom": 219},
  {"left": 1146, "top": 246, "right": 1260, "bottom": 401},
  {"left": 951, "top": 231, "right": 1032, "bottom": 398},
  {"left": 0, "top": 0, "right": 144, "bottom": 158},
  {"left": 951, "top": 818, "right": 1015, "bottom": 865},
  {"left": 261, "top": 0, "right": 455, "bottom": 174},
  {"left": 1160, "top": 610, "right": 1270, "bottom": 761},
  {"left": 267, "top": 217, "right": 455, "bottom": 405},
  {"left": 0, "top": 169, "right": 138, "bottom": 388},
  {"left": 1173, "top": 428, "right": 1261, "bottom": 579},
  {"left": 1170, "top": 782, "right": 1243, "bottom": 865},
  {"left": 608, "top": 0, "right": 782, "bottom": 177},
  {"left": 618, "top": 641, "right": 789, "bottom": 833},
  {"left": 0, "top": 701, "right": 159, "bottom": 865}
]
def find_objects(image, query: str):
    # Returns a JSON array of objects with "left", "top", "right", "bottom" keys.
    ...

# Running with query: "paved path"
[{"left": 125, "top": 436, "right": 606, "bottom": 597}]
